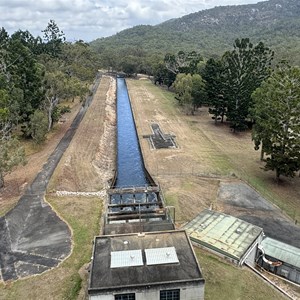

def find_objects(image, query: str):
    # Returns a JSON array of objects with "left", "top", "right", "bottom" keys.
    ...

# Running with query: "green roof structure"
[
  {"left": 261, "top": 237, "right": 300, "bottom": 269},
  {"left": 183, "top": 209, "right": 263, "bottom": 264}
]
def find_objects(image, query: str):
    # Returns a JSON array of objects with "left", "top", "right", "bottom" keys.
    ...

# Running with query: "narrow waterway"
[
  {"left": 109, "top": 77, "right": 159, "bottom": 214},
  {"left": 115, "top": 77, "right": 148, "bottom": 187}
]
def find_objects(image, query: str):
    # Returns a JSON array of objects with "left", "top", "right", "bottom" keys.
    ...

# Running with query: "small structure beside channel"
[{"left": 88, "top": 230, "right": 205, "bottom": 300}]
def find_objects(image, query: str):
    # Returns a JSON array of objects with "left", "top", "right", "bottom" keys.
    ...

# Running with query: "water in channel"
[
  {"left": 110, "top": 77, "right": 158, "bottom": 211},
  {"left": 115, "top": 77, "right": 148, "bottom": 187}
]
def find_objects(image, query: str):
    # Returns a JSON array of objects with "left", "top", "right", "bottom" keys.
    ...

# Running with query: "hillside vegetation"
[{"left": 91, "top": 0, "right": 300, "bottom": 65}]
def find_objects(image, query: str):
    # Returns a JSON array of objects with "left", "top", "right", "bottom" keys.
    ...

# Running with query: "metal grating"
[
  {"left": 111, "top": 250, "right": 143, "bottom": 268},
  {"left": 145, "top": 247, "right": 179, "bottom": 265}
]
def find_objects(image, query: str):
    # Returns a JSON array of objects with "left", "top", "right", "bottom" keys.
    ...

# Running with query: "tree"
[
  {"left": 222, "top": 38, "right": 274, "bottom": 132},
  {"left": 61, "top": 41, "right": 99, "bottom": 81},
  {"left": 191, "top": 74, "right": 207, "bottom": 112},
  {"left": 164, "top": 51, "right": 202, "bottom": 75},
  {"left": 172, "top": 73, "right": 205, "bottom": 114},
  {"left": 11, "top": 30, "right": 43, "bottom": 55},
  {"left": 202, "top": 58, "right": 227, "bottom": 123},
  {"left": 0, "top": 138, "right": 26, "bottom": 188},
  {"left": 153, "top": 61, "right": 176, "bottom": 88},
  {"left": 6, "top": 38, "right": 45, "bottom": 126},
  {"left": 251, "top": 63, "right": 300, "bottom": 180},
  {"left": 173, "top": 73, "right": 193, "bottom": 113},
  {"left": 42, "top": 20, "right": 65, "bottom": 57},
  {"left": 28, "top": 110, "right": 48, "bottom": 144},
  {"left": 43, "top": 71, "right": 66, "bottom": 131}
]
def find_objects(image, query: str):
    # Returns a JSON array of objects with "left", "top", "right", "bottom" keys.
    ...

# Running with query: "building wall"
[
  {"left": 89, "top": 282, "right": 204, "bottom": 300},
  {"left": 258, "top": 257, "right": 300, "bottom": 285},
  {"left": 243, "top": 234, "right": 264, "bottom": 267}
]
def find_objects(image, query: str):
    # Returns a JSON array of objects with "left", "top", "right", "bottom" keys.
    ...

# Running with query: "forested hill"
[{"left": 91, "top": 0, "right": 300, "bottom": 64}]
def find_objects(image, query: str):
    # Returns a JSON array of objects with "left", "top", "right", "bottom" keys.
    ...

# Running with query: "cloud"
[{"left": 0, "top": 0, "right": 261, "bottom": 41}]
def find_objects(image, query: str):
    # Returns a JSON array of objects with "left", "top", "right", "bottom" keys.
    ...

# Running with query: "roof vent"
[{"left": 236, "top": 228, "right": 243, "bottom": 234}]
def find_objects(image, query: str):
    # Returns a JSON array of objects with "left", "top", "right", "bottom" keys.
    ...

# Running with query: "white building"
[{"left": 88, "top": 230, "right": 205, "bottom": 300}]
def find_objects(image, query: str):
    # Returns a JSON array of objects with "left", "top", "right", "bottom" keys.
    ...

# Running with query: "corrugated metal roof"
[
  {"left": 145, "top": 247, "right": 179, "bottom": 265},
  {"left": 111, "top": 250, "right": 143, "bottom": 268},
  {"left": 183, "top": 209, "right": 262, "bottom": 261},
  {"left": 261, "top": 237, "right": 300, "bottom": 269}
]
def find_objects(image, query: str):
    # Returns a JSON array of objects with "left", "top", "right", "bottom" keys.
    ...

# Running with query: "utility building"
[
  {"left": 257, "top": 237, "right": 300, "bottom": 285},
  {"left": 88, "top": 230, "right": 205, "bottom": 300},
  {"left": 184, "top": 209, "right": 264, "bottom": 267}
]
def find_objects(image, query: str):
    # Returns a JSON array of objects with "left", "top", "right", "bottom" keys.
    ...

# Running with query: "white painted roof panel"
[
  {"left": 111, "top": 250, "right": 143, "bottom": 268},
  {"left": 145, "top": 247, "right": 179, "bottom": 265}
]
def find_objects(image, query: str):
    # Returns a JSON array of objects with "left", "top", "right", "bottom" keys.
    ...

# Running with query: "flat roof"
[
  {"left": 89, "top": 230, "right": 204, "bottom": 293},
  {"left": 183, "top": 209, "right": 263, "bottom": 261},
  {"left": 262, "top": 237, "right": 300, "bottom": 269}
]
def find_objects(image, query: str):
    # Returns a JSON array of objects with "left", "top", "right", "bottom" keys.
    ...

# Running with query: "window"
[
  {"left": 114, "top": 293, "right": 135, "bottom": 300},
  {"left": 160, "top": 289, "right": 180, "bottom": 300}
]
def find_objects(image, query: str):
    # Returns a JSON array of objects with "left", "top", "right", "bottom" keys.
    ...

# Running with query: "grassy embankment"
[{"left": 128, "top": 79, "right": 300, "bottom": 223}]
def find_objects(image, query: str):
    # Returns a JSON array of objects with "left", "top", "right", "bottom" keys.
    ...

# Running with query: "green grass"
[
  {"left": 195, "top": 247, "right": 285, "bottom": 300},
  {"left": 141, "top": 79, "right": 300, "bottom": 221},
  {"left": 242, "top": 172, "right": 300, "bottom": 221}
]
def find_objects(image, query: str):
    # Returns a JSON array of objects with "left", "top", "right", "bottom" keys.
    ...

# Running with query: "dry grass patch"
[
  {"left": 48, "top": 76, "right": 116, "bottom": 192},
  {"left": 158, "top": 175, "right": 220, "bottom": 224},
  {"left": 127, "top": 78, "right": 300, "bottom": 222}
]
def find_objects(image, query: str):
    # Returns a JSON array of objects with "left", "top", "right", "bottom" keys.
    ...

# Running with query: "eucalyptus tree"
[
  {"left": 222, "top": 38, "right": 274, "bottom": 131},
  {"left": 173, "top": 73, "right": 193, "bottom": 111},
  {"left": 0, "top": 138, "right": 26, "bottom": 188},
  {"left": 164, "top": 50, "right": 202, "bottom": 76},
  {"left": 251, "top": 63, "right": 300, "bottom": 180},
  {"left": 173, "top": 73, "right": 206, "bottom": 114}
]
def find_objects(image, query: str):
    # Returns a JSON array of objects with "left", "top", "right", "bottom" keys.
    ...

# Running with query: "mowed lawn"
[
  {"left": 195, "top": 247, "right": 285, "bottom": 300},
  {"left": 128, "top": 78, "right": 300, "bottom": 223},
  {"left": 128, "top": 78, "right": 300, "bottom": 299}
]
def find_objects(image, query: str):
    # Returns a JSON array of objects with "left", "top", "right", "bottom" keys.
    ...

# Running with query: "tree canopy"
[
  {"left": 0, "top": 21, "right": 100, "bottom": 188},
  {"left": 222, "top": 38, "right": 274, "bottom": 131},
  {"left": 251, "top": 63, "right": 300, "bottom": 180}
]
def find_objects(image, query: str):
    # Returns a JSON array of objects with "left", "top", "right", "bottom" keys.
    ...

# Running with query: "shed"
[
  {"left": 183, "top": 209, "right": 264, "bottom": 266},
  {"left": 258, "top": 237, "right": 300, "bottom": 284}
]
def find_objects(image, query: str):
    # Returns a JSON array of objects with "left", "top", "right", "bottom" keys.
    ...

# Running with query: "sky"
[{"left": 0, "top": 0, "right": 264, "bottom": 42}]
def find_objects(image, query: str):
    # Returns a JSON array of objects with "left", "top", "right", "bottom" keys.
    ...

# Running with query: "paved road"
[
  {"left": 0, "top": 77, "right": 101, "bottom": 281},
  {"left": 218, "top": 181, "right": 300, "bottom": 249}
]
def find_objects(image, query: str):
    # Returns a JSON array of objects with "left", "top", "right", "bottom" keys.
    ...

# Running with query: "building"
[
  {"left": 257, "top": 237, "right": 300, "bottom": 285},
  {"left": 88, "top": 230, "right": 205, "bottom": 300},
  {"left": 183, "top": 209, "right": 264, "bottom": 267}
]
